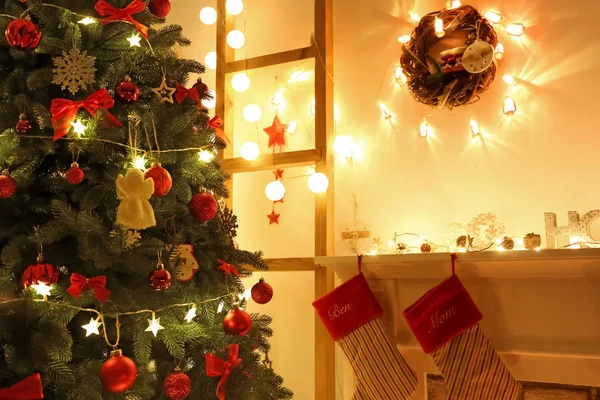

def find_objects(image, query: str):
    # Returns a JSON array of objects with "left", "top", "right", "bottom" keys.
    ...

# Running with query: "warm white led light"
[
  {"left": 506, "top": 23, "right": 525, "bottom": 37},
  {"left": 240, "top": 141, "right": 259, "bottom": 160},
  {"left": 243, "top": 104, "right": 262, "bottom": 123},
  {"left": 200, "top": 7, "right": 217, "bottom": 25},
  {"left": 265, "top": 180, "right": 285, "bottom": 201},
  {"left": 484, "top": 10, "right": 503, "bottom": 24},
  {"left": 226, "top": 0, "right": 244, "bottom": 15},
  {"left": 308, "top": 173, "right": 329, "bottom": 193},
  {"left": 205, "top": 52, "right": 217, "bottom": 70},
  {"left": 227, "top": 30, "right": 245, "bottom": 49},
  {"left": 231, "top": 73, "right": 250, "bottom": 92},
  {"left": 202, "top": 90, "right": 216, "bottom": 109}
]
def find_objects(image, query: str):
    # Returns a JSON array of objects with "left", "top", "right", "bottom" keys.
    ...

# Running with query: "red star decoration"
[
  {"left": 267, "top": 210, "right": 280, "bottom": 225},
  {"left": 273, "top": 169, "right": 284, "bottom": 180},
  {"left": 263, "top": 115, "right": 288, "bottom": 148}
]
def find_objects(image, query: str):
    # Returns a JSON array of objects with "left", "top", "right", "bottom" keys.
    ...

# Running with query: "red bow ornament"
[
  {"left": 209, "top": 115, "right": 230, "bottom": 143},
  {"left": 218, "top": 259, "right": 240, "bottom": 277},
  {"left": 174, "top": 84, "right": 201, "bottom": 105},
  {"left": 95, "top": 0, "right": 148, "bottom": 39},
  {"left": 205, "top": 344, "right": 242, "bottom": 400},
  {"left": 50, "top": 89, "right": 123, "bottom": 141},
  {"left": 67, "top": 273, "right": 111, "bottom": 303},
  {"left": 0, "top": 373, "right": 44, "bottom": 400}
]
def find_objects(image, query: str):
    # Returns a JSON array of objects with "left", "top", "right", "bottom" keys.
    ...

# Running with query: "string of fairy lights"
[
  {"left": 199, "top": 0, "right": 331, "bottom": 205},
  {"left": 0, "top": 284, "right": 251, "bottom": 345}
]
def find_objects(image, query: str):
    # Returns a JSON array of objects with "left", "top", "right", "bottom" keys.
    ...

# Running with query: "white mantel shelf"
[{"left": 316, "top": 248, "right": 600, "bottom": 279}]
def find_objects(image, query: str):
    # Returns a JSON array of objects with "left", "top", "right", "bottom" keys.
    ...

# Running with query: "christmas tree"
[{"left": 0, "top": 0, "right": 292, "bottom": 399}]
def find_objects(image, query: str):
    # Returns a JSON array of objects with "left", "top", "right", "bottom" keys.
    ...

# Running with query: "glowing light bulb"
[
  {"left": 503, "top": 96, "right": 517, "bottom": 116},
  {"left": 82, "top": 317, "right": 101, "bottom": 337},
  {"left": 231, "top": 73, "right": 250, "bottom": 92},
  {"left": 132, "top": 155, "right": 147, "bottom": 171},
  {"left": 409, "top": 11, "right": 421, "bottom": 23},
  {"left": 398, "top": 34, "right": 411, "bottom": 44},
  {"left": 218, "top": 301, "right": 225, "bottom": 313},
  {"left": 265, "top": 180, "right": 285, "bottom": 201},
  {"left": 271, "top": 89, "right": 284, "bottom": 107},
  {"left": 205, "top": 51, "right": 217, "bottom": 70},
  {"left": 200, "top": 7, "right": 217, "bottom": 25},
  {"left": 243, "top": 104, "right": 262, "bottom": 122},
  {"left": 127, "top": 33, "right": 142, "bottom": 47},
  {"left": 227, "top": 30, "right": 245, "bottom": 49},
  {"left": 286, "top": 121, "right": 297, "bottom": 134},
  {"left": 503, "top": 74, "right": 516, "bottom": 85},
  {"left": 240, "top": 141, "right": 259, "bottom": 160},
  {"left": 184, "top": 307, "right": 197, "bottom": 323},
  {"left": 494, "top": 43, "right": 504, "bottom": 60},
  {"left": 434, "top": 17, "right": 445, "bottom": 38},
  {"left": 447, "top": 0, "right": 461, "bottom": 9},
  {"left": 333, "top": 135, "right": 356, "bottom": 159},
  {"left": 419, "top": 121, "right": 431, "bottom": 138},
  {"left": 203, "top": 90, "right": 216, "bottom": 109},
  {"left": 31, "top": 282, "right": 52, "bottom": 297},
  {"left": 198, "top": 150, "right": 215, "bottom": 162},
  {"left": 395, "top": 66, "right": 408, "bottom": 86},
  {"left": 145, "top": 316, "right": 164, "bottom": 337},
  {"left": 78, "top": 17, "right": 95, "bottom": 25},
  {"left": 70, "top": 119, "right": 87, "bottom": 136},
  {"left": 484, "top": 10, "right": 503, "bottom": 24},
  {"left": 308, "top": 172, "right": 329, "bottom": 193},
  {"left": 226, "top": 0, "right": 244, "bottom": 15},
  {"left": 470, "top": 119, "right": 480, "bottom": 138},
  {"left": 506, "top": 23, "right": 525, "bottom": 37},
  {"left": 379, "top": 103, "right": 393, "bottom": 120}
]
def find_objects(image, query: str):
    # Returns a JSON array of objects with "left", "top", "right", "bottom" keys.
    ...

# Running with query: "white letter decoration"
[{"left": 545, "top": 210, "right": 600, "bottom": 248}]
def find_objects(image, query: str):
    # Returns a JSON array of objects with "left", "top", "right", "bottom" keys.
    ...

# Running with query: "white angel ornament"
[{"left": 116, "top": 168, "right": 156, "bottom": 230}]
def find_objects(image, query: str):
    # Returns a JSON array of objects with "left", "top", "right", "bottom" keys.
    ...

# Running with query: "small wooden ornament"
[
  {"left": 169, "top": 244, "right": 199, "bottom": 282},
  {"left": 152, "top": 77, "right": 176, "bottom": 104}
]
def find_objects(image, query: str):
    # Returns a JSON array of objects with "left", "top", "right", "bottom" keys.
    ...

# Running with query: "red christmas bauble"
[
  {"left": 163, "top": 369, "right": 191, "bottom": 400},
  {"left": 223, "top": 306, "right": 252, "bottom": 336},
  {"left": 0, "top": 170, "right": 17, "bottom": 199},
  {"left": 149, "top": 0, "right": 171, "bottom": 18},
  {"left": 16, "top": 114, "right": 32, "bottom": 133},
  {"left": 149, "top": 264, "right": 171, "bottom": 290},
  {"left": 66, "top": 162, "right": 85, "bottom": 185},
  {"left": 22, "top": 258, "right": 59, "bottom": 289},
  {"left": 100, "top": 349, "right": 137, "bottom": 393},
  {"left": 251, "top": 278, "right": 274, "bottom": 304},
  {"left": 5, "top": 18, "right": 41, "bottom": 50},
  {"left": 145, "top": 163, "right": 172, "bottom": 197},
  {"left": 189, "top": 192, "right": 218, "bottom": 223},
  {"left": 116, "top": 77, "right": 140, "bottom": 104}
]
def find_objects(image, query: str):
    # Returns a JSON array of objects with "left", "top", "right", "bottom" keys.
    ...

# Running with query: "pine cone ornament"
[
  {"left": 524, "top": 233, "right": 541, "bottom": 250},
  {"left": 420, "top": 243, "right": 432, "bottom": 253},
  {"left": 500, "top": 236, "right": 514, "bottom": 250},
  {"left": 456, "top": 235, "right": 473, "bottom": 249}
]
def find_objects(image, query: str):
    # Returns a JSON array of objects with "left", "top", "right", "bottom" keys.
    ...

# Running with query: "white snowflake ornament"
[{"left": 52, "top": 49, "right": 97, "bottom": 94}]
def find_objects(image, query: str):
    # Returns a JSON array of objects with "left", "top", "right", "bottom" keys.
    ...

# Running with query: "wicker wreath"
[{"left": 400, "top": 5, "right": 498, "bottom": 109}]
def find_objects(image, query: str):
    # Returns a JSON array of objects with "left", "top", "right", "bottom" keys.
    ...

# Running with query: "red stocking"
[
  {"left": 404, "top": 257, "right": 520, "bottom": 399},
  {"left": 313, "top": 258, "right": 417, "bottom": 400}
]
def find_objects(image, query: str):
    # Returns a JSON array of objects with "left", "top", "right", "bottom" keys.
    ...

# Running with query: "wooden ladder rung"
[
  {"left": 226, "top": 45, "right": 316, "bottom": 73},
  {"left": 220, "top": 148, "right": 324, "bottom": 174}
]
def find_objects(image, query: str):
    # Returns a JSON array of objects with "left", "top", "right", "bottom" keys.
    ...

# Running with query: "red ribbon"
[
  {"left": 218, "top": 260, "right": 240, "bottom": 277},
  {"left": 95, "top": 0, "right": 148, "bottom": 39},
  {"left": 209, "top": 115, "right": 230, "bottom": 143},
  {"left": 67, "top": 273, "right": 111, "bottom": 303},
  {"left": 50, "top": 89, "right": 123, "bottom": 141},
  {"left": 0, "top": 373, "right": 44, "bottom": 400},
  {"left": 174, "top": 84, "right": 201, "bottom": 105},
  {"left": 205, "top": 344, "right": 242, "bottom": 400}
]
